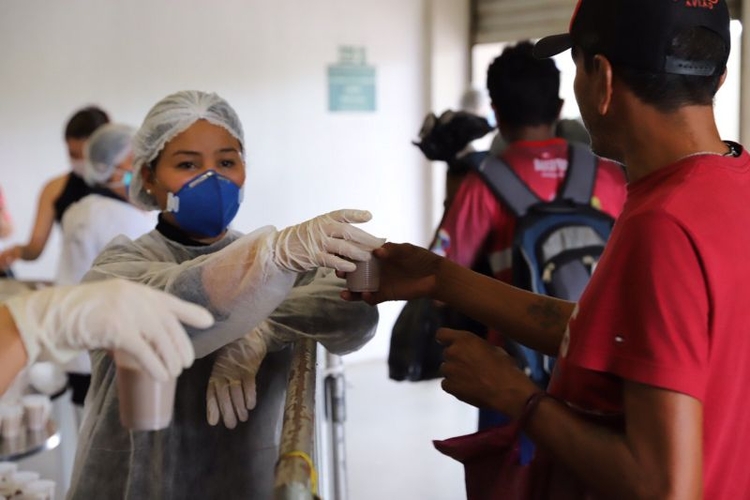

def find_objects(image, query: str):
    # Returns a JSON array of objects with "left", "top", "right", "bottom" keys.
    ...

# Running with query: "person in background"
[
  {"left": 0, "top": 106, "right": 109, "bottom": 271},
  {"left": 0, "top": 279, "right": 213, "bottom": 396},
  {"left": 57, "top": 123, "right": 155, "bottom": 424},
  {"left": 0, "top": 187, "right": 13, "bottom": 241},
  {"left": 346, "top": 0, "right": 749, "bottom": 497},
  {"left": 430, "top": 41, "right": 626, "bottom": 430},
  {"left": 67, "top": 90, "right": 382, "bottom": 499}
]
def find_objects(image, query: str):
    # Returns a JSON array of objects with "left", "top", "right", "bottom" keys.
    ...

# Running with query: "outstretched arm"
[{"left": 343, "top": 242, "right": 572, "bottom": 356}]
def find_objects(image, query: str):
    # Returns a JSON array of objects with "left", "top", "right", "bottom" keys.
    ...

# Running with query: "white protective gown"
[
  {"left": 66, "top": 224, "right": 378, "bottom": 499},
  {"left": 57, "top": 193, "right": 155, "bottom": 374}
]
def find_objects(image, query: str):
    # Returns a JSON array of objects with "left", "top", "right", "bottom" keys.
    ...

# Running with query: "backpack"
[{"left": 474, "top": 142, "right": 615, "bottom": 387}]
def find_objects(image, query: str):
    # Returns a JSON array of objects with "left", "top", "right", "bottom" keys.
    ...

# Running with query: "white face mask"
[{"left": 70, "top": 159, "right": 87, "bottom": 175}]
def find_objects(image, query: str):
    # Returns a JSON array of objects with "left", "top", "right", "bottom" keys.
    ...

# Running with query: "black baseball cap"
[{"left": 533, "top": 0, "right": 730, "bottom": 76}]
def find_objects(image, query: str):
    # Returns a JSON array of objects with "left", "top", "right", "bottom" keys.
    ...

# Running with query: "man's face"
[{"left": 572, "top": 51, "right": 623, "bottom": 164}]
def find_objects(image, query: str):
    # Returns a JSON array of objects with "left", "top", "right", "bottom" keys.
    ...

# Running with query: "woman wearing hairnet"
[
  {"left": 57, "top": 123, "right": 156, "bottom": 423},
  {"left": 66, "top": 90, "right": 383, "bottom": 499},
  {"left": 58, "top": 123, "right": 154, "bottom": 286}
]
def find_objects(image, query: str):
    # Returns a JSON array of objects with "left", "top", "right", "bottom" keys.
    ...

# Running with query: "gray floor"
[{"left": 343, "top": 360, "right": 477, "bottom": 500}]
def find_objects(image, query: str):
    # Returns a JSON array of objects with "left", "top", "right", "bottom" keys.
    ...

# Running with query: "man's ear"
[
  {"left": 593, "top": 55, "right": 614, "bottom": 116},
  {"left": 717, "top": 68, "right": 728, "bottom": 91}
]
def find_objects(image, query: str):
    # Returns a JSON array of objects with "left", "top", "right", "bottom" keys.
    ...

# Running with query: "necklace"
[{"left": 677, "top": 141, "right": 740, "bottom": 162}]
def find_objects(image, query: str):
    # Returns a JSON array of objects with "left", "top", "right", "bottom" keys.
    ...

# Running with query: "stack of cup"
[
  {"left": 0, "top": 404, "right": 24, "bottom": 439},
  {"left": 20, "top": 395, "right": 51, "bottom": 432},
  {"left": 114, "top": 350, "right": 177, "bottom": 431}
]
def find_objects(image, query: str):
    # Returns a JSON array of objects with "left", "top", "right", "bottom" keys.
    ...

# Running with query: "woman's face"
[{"left": 142, "top": 119, "right": 246, "bottom": 213}]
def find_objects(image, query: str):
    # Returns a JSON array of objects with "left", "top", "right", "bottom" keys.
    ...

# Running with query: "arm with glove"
[
  {"left": 84, "top": 209, "right": 384, "bottom": 357},
  {"left": 206, "top": 267, "right": 380, "bottom": 428},
  {"left": 0, "top": 279, "right": 214, "bottom": 395}
]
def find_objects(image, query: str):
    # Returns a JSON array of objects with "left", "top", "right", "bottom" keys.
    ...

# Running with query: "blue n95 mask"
[{"left": 165, "top": 171, "right": 243, "bottom": 237}]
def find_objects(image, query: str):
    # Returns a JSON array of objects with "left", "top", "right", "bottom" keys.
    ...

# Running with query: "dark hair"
[
  {"left": 486, "top": 41, "right": 562, "bottom": 128},
  {"left": 574, "top": 27, "right": 728, "bottom": 113},
  {"left": 64, "top": 106, "right": 110, "bottom": 139}
]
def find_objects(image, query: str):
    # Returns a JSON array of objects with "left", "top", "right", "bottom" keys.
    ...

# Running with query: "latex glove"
[
  {"left": 273, "top": 209, "right": 386, "bottom": 273},
  {"left": 206, "top": 328, "right": 269, "bottom": 429},
  {"left": 5, "top": 279, "right": 214, "bottom": 381}
]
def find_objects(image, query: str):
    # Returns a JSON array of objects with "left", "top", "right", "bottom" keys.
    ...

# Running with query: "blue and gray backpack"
[{"left": 474, "top": 142, "right": 615, "bottom": 388}]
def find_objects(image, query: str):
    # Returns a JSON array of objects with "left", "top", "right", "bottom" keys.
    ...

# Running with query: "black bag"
[{"left": 388, "top": 298, "right": 445, "bottom": 381}]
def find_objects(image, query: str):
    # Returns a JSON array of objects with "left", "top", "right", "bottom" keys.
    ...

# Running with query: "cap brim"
[{"left": 533, "top": 34, "right": 573, "bottom": 59}]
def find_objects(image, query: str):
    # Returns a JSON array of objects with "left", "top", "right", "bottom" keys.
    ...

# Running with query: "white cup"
[
  {"left": 346, "top": 257, "right": 380, "bottom": 292},
  {"left": 21, "top": 395, "right": 51, "bottom": 431},
  {"left": 6, "top": 471, "right": 40, "bottom": 494},
  {"left": 0, "top": 462, "right": 17, "bottom": 483},
  {"left": 18, "top": 479, "right": 56, "bottom": 500},
  {"left": 114, "top": 351, "right": 177, "bottom": 431},
  {"left": 0, "top": 404, "right": 24, "bottom": 439}
]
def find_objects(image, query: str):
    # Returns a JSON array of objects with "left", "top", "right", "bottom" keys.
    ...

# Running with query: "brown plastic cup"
[
  {"left": 114, "top": 351, "right": 176, "bottom": 431},
  {"left": 346, "top": 257, "right": 380, "bottom": 292}
]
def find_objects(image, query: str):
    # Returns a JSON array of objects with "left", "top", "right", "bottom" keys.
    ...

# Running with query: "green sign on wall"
[{"left": 328, "top": 46, "right": 376, "bottom": 112}]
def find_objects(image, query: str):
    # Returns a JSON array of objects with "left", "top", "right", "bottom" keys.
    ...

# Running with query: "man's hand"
[{"left": 437, "top": 328, "right": 537, "bottom": 418}]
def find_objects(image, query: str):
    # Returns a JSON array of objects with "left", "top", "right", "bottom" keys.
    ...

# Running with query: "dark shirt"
[{"left": 53, "top": 173, "right": 92, "bottom": 223}]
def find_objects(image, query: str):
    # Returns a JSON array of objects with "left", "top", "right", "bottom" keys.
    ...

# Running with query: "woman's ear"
[{"left": 141, "top": 166, "right": 155, "bottom": 194}]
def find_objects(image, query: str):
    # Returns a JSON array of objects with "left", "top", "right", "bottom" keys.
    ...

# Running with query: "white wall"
[{"left": 0, "top": 0, "right": 470, "bottom": 363}]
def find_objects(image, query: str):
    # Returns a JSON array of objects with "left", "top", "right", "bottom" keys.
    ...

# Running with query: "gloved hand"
[
  {"left": 4, "top": 279, "right": 214, "bottom": 381},
  {"left": 206, "top": 328, "right": 269, "bottom": 429},
  {"left": 273, "top": 209, "right": 386, "bottom": 273}
]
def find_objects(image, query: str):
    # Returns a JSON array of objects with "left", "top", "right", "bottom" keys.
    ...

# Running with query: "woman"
[
  {"left": 0, "top": 106, "right": 110, "bottom": 271},
  {"left": 67, "top": 90, "right": 382, "bottom": 499}
]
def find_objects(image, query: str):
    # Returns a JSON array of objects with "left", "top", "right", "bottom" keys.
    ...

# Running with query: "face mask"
[
  {"left": 70, "top": 159, "right": 87, "bottom": 176},
  {"left": 165, "top": 171, "right": 243, "bottom": 238}
]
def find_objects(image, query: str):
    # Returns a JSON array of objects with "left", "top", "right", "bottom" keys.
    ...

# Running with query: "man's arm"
[
  {"left": 526, "top": 382, "right": 702, "bottom": 499},
  {"left": 439, "top": 328, "right": 702, "bottom": 499},
  {"left": 436, "top": 257, "right": 572, "bottom": 356}
]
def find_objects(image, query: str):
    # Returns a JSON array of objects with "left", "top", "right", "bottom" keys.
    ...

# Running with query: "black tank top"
[{"left": 53, "top": 173, "right": 92, "bottom": 223}]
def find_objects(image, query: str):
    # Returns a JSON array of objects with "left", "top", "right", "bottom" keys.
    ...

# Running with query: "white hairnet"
[
  {"left": 129, "top": 90, "right": 245, "bottom": 210},
  {"left": 83, "top": 124, "right": 136, "bottom": 187}
]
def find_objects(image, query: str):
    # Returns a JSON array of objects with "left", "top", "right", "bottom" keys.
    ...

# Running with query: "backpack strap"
[
  {"left": 472, "top": 141, "right": 599, "bottom": 216},
  {"left": 558, "top": 142, "right": 598, "bottom": 204},
  {"left": 475, "top": 155, "right": 541, "bottom": 217}
]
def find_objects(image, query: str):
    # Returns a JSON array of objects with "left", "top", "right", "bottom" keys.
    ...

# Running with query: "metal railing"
[{"left": 274, "top": 340, "right": 348, "bottom": 500}]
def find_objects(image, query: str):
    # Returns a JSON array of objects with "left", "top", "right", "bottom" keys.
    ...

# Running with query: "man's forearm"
[
  {"left": 523, "top": 391, "right": 701, "bottom": 499},
  {"left": 434, "top": 258, "right": 573, "bottom": 355}
]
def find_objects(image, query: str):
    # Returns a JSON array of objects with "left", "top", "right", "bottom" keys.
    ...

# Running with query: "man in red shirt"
[
  {"left": 345, "top": 0, "right": 748, "bottom": 497},
  {"left": 431, "top": 41, "right": 626, "bottom": 429}
]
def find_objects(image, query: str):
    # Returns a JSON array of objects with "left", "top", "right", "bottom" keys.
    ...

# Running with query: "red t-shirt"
[{"left": 547, "top": 148, "right": 750, "bottom": 498}]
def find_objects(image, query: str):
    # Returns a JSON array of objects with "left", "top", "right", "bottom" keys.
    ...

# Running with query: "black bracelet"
[{"left": 517, "top": 391, "right": 549, "bottom": 429}]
